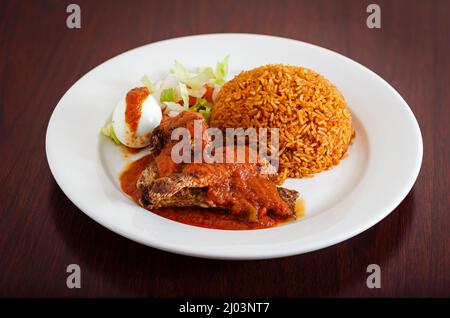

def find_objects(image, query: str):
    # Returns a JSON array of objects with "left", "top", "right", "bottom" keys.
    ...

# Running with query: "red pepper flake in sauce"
[{"left": 125, "top": 87, "right": 149, "bottom": 133}]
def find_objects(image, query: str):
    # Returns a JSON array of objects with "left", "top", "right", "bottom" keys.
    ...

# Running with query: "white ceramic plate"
[{"left": 46, "top": 34, "right": 422, "bottom": 260}]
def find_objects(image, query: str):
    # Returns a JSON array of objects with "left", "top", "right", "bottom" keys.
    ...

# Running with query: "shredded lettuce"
[
  {"left": 140, "top": 75, "right": 154, "bottom": 93},
  {"left": 188, "top": 85, "right": 207, "bottom": 98},
  {"left": 160, "top": 88, "right": 176, "bottom": 102},
  {"left": 214, "top": 55, "right": 229, "bottom": 85},
  {"left": 164, "top": 101, "right": 185, "bottom": 112},
  {"left": 187, "top": 67, "right": 215, "bottom": 89},
  {"left": 100, "top": 123, "right": 121, "bottom": 145},
  {"left": 170, "top": 60, "right": 190, "bottom": 82},
  {"left": 178, "top": 82, "right": 189, "bottom": 109},
  {"left": 169, "top": 57, "right": 229, "bottom": 90},
  {"left": 190, "top": 98, "right": 212, "bottom": 123}
]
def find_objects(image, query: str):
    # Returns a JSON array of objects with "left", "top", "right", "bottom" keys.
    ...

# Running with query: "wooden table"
[{"left": 0, "top": 0, "right": 448, "bottom": 297}]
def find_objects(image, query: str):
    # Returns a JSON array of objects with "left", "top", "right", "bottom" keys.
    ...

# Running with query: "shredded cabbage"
[
  {"left": 169, "top": 57, "right": 229, "bottom": 90},
  {"left": 214, "top": 55, "right": 229, "bottom": 85},
  {"left": 187, "top": 67, "right": 215, "bottom": 89},
  {"left": 188, "top": 85, "right": 207, "bottom": 98},
  {"left": 140, "top": 75, "right": 154, "bottom": 93},
  {"left": 100, "top": 123, "right": 121, "bottom": 145},
  {"left": 160, "top": 88, "right": 176, "bottom": 102},
  {"left": 170, "top": 60, "right": 190, "bottom": 82},
  {"left": 164, "top": 101, "right": 185, "bottom": 112},
  {"left": 178, "top": 82, "right": 189, "bottom": 109}
]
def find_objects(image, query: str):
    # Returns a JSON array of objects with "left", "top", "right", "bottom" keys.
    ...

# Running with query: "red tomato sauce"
[
  {"left": 119, "top": 155, "right": 293, "bottom": 230},
  {"left": 125, "top": 87, "right": 149, "bottom": 133}
]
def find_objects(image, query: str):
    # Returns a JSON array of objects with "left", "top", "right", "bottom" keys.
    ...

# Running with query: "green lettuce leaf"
[
  {"left": 140, "top": 75, "right": 154, "bottom": 93},
  {"left": 160, "top": 88, "right": 176, "bottom": 102},
  {"left": 170, "top": 60, "right": 190, "bottom": 82},
  {"left": 214, "top": 55, "right": 229, "bottom": 85},
  {"left": 170, "top": 61, "right": 214, "bottom": 89},
  {"left": 100, "top": 123, "right": 121, "bottom": 145},
  {"left": 191, "top": 98, "right": 210, "bottom": 111},
  {"left": 187, "top": 67, "right": 215, "bottom": 89},
  {"left": 190, "top": 98, "right": 212, "bottom": 123},
  {"left": 169, "top": 57, "right": 229, "bottom": 89},
  {"left": 178, "top": 82, "right": 189, "bottom": 109}
]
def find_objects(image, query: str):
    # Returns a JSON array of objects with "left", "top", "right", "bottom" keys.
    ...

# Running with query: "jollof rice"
[{"left": 210, "top": 64, "right": 355, "bottom": 182}]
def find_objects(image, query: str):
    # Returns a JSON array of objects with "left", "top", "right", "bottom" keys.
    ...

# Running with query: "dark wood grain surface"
[{"left": 0, "top": 0, "right": 448, "bottom": 297}]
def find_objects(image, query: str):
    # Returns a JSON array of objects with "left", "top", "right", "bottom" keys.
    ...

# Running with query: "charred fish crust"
[
  {"left": 140, "top": 185, "right": 299, "bottom": 216},
  {"left": 148, "top": 126, "right": 167, "bottom": 154},
  {"left": 137, "top": 162, "right": 158, "bottom": 186},
  {"left": 147, "top": 174, "right": 197, "bottom": 197},
  {"left": 140, "top": 187, "right": 216, "bottom": 210},
  {"left": 277, "top": 187, "right": 299, "bottom": 214}
]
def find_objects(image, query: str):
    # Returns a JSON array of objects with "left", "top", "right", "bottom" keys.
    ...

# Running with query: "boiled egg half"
[{"left": 112, "top": 87, "right": 162, "bottom": 148}]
